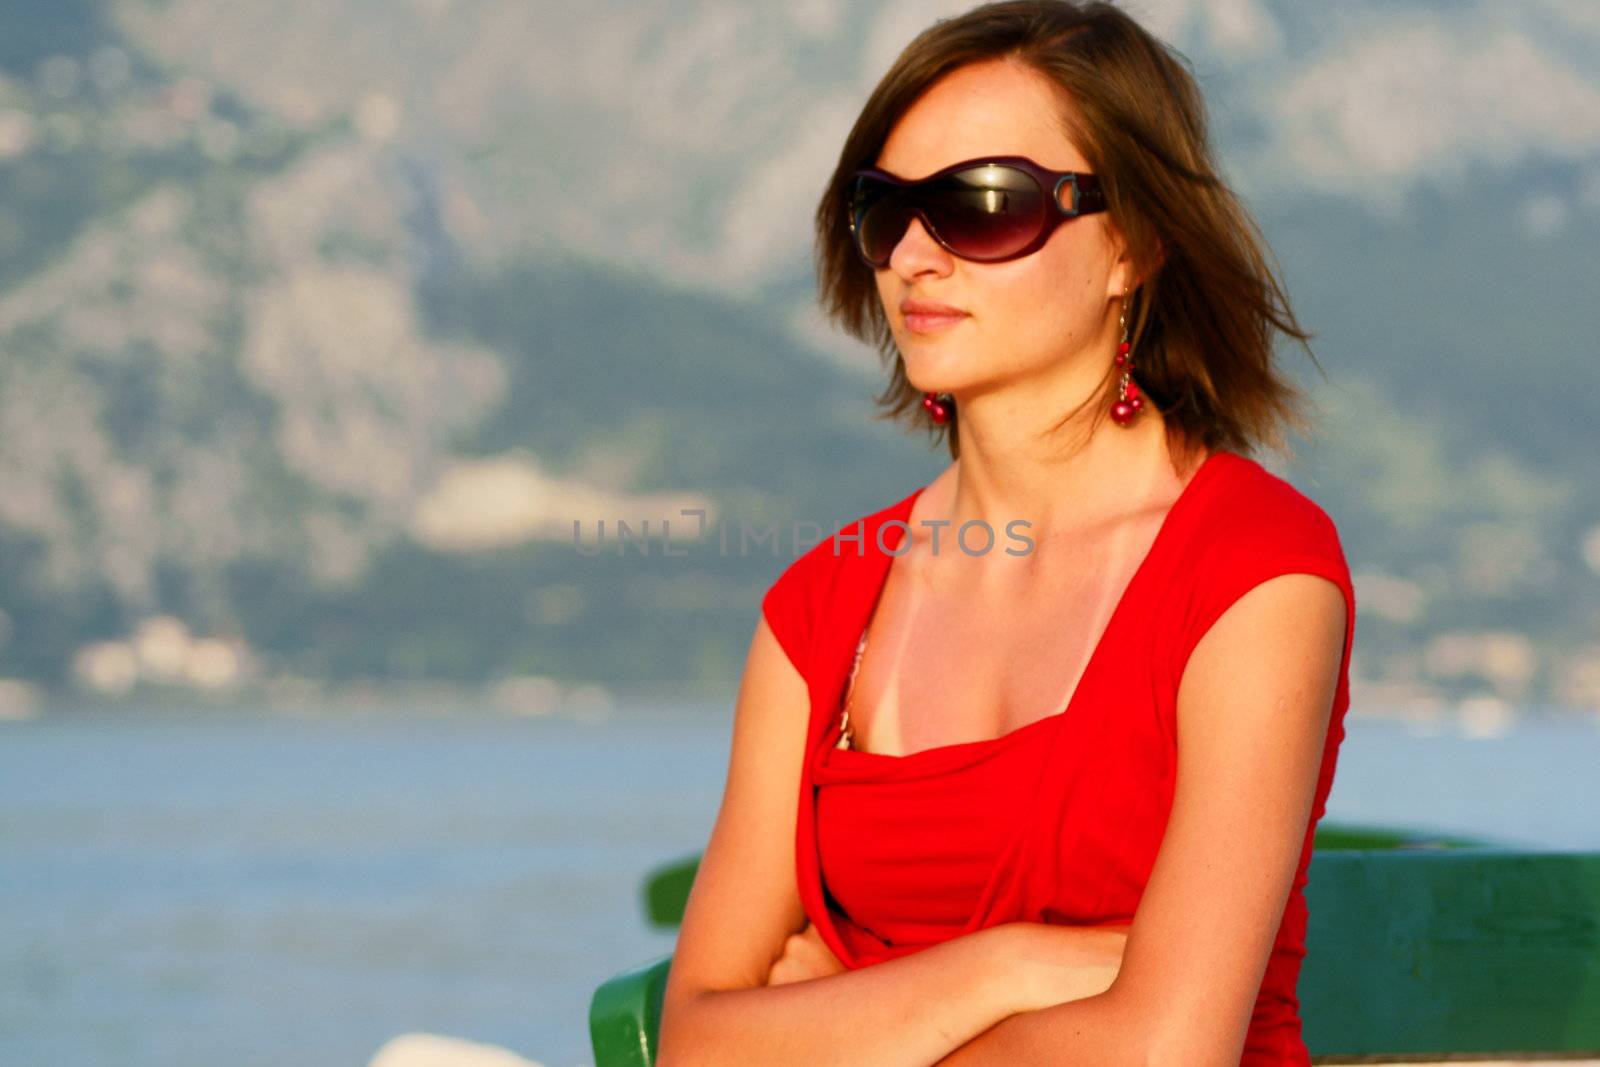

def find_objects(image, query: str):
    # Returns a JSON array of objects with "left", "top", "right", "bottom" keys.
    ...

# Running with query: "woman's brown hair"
[{"left": 814, "top": 0, "right": 1323, "bottom": 463}]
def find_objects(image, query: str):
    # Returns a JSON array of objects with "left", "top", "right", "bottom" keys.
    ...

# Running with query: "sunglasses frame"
[{"left": 846, "top": 155, "right": 1108, "bottom": 269}]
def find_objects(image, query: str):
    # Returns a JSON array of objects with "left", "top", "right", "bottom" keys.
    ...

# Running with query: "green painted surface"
[
  {"left": 642, "top": 856, "right": 699, "bottom": 930},
  {"left": 1299, "top": 849, "right": 1600, "bottom": 1056},
  {"left": 588, "top": 954, "right": 671, "bottom": 1067}
]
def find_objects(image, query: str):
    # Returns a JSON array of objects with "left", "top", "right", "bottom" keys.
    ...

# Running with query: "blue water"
[{"left": 3, "top": 705, "right": 1598, "bottom": 1067}]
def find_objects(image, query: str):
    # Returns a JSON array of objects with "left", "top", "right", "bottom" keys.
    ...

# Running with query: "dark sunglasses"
[{"left": 846, "top": 155, "right": 1107, "bottom": 269}]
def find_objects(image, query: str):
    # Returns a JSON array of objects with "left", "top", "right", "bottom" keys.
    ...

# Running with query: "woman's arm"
[
  {"left": 665, "top": 922, "right": 1028, "bottom": 1067},
  {"left": 657, "top": 616, "right": 1044, "bottom": 1067},
  {"left": 928, "top": 572, "right": 1349, "bottom": 1066},
  {"left": 767, "top": 919, "right": 1129, "bottom": 1001}
]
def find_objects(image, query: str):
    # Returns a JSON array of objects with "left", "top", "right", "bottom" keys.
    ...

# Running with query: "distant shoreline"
[{"left": 5, "top": 675, "right": 1599, "bottom": 733}]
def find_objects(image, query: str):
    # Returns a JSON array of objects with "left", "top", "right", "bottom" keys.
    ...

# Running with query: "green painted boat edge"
[
  {"left": 1309, "top": 821, "right": 1494, "bottom": 851},
  {"left": 643, "top": 857, "right": 698, "bottom": 929},
  {"left": 1299, "top": 849, "right": 1600, "bottom": 1056},
  {"left": 589, "top": 953, "right": 671, "bottom": 1067}
]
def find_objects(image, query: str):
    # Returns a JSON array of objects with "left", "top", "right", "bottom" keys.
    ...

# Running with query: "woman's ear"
[
  {"left": 1104, "top": 222, "right": 1149, "bottom": 297},
  {"left": 1109, "top": 256, "right": 1141, "bottom": 299},
  {"left": 1147, "top": 236, "right": 1167, "bottom": 276},
  {"left": 1121, "top": 242, "right": 1165, "bottom": 297}
]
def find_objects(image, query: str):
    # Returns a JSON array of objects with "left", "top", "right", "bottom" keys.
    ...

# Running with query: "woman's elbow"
[
  {"left": 654, "top": 991, "right": 702, "bottom": 1067},
  {"left": 656, "top": 987, "right": 737, "bottom": 1067},
  {"left": 1139, "top": 1018, "right": 1247, "bottom": 1067}
]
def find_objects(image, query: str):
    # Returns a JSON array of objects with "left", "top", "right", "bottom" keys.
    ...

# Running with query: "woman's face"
[{"left": 871, "top": 58, "right": 1130, "bottom": 399}]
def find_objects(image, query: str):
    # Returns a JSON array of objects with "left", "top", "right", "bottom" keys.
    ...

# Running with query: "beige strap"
[{"left": 836, "top": 626, "right": 868, "bottom": 749}]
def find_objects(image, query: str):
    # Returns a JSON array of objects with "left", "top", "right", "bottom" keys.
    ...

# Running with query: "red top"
[{"left": 760, "top": 449, "right": 1358, "bottom": 1066}]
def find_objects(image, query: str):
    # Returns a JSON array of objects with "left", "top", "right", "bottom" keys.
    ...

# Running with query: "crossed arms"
[{"left": 656, "top": 571, "right": 1347, "bottom": 1067}]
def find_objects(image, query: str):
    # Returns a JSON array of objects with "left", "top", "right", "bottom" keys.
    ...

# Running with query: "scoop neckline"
[{"left": 829, "top": 448, "right": 1232, "bottom": 763}]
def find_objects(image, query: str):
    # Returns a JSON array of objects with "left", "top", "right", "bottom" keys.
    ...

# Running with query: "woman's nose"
[{"left": 889, "top": 214, "right": 953, "bottom": 275}]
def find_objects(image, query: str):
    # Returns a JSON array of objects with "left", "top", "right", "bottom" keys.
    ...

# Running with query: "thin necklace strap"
[{"left": 837, "top": 625, "right": 869, "bottom": 749}]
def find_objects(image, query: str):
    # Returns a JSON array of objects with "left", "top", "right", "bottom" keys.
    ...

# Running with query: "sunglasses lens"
[
  {"left": 927, "top": 164, "right": 1046, "bottom": 261},
  {"left": 849, "top": 165, "right": 1048, "bottom": 267},
  {"left": 851, "top": 178, "right": 912, "bottom": 268}
]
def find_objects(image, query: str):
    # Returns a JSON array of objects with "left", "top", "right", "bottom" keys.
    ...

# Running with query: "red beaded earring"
[
  {"left": 1110, "top": 285, "right": 1143, "bottom": 427},
  {"left": 921, "top": 391, "right": 953, "bottom": 425}
]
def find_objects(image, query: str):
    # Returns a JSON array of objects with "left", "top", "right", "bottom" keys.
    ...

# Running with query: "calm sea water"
[{"left": 3, "top": 704, "right": 1598, "bottom": 1067}]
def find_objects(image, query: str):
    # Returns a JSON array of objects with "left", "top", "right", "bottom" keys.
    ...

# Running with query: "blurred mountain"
[{"left": 0, "top": 0, "right": 1597, "bottom": 714}]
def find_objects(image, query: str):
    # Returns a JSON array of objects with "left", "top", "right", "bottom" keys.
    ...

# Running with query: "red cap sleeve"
[
  {"left": 1168, "top": 486, "right": 1358, "bottom": 688},
  {"left": 761, "top": 549, "right": 816, "bottom": 679}
]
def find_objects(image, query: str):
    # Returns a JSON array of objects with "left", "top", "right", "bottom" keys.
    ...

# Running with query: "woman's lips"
[{"left": 902, "top": 307, "right": 970, "bottom": 333}]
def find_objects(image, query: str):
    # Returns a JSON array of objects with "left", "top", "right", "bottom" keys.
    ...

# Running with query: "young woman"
[{"left": 657, "top": 2, "right": 1355, "bottom": 1064}]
